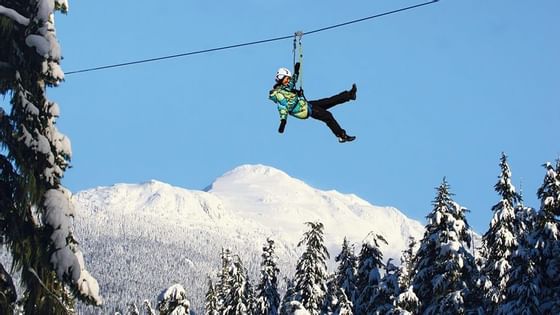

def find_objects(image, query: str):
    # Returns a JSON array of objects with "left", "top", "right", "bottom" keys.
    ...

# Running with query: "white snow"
[
  {"left": 36, "top": 0, "right": 55, "bottom": 21},
  {"left": 44, "top": 188, "right": 102, "bottom": 305},
  {"left": 77, "top": 165, "right": 426, "bottom": 264},
  {"left": 72, "top": 164, "right": 428, "bottom": 310},
  {"left": 18, "top": 0, "right": 65, "bottom": 82},
  {"left": 205, "top": 164, "right": 425, "bottom": 262},
  {"left": 0, "top": 5, "right": 30, "bottom": 25},
  {"left": 160, "top": 284, "right": 187, "bottom": 301},
  {"left": 55, "top": 0, "right": 69, "bottom": 12},
  {"left": 77, "top": 260, "right": 100, "bottom": 304},
  {"left": 26, "top": 34, "right": 51, "bottom": 57},
  {"left": 158, "top": 284, "right": 190, "bottom": 315}
]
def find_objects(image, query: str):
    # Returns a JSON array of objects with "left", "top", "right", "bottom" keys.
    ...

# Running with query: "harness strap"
[{"left": 293, "top": 31, "right": 306, "bottom": 100}]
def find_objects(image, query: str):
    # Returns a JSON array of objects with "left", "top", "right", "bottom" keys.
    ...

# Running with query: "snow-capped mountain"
[{"left": 72, "top": 164, "right": 425, "bottom": 313}]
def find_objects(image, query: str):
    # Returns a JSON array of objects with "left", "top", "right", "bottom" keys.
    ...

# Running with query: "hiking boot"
[
  {"left": 349, "top": 83, "right": 357, "bottom": 100},
  {"left": 338, "top": 134, "right": 356, "bottom": 143}
]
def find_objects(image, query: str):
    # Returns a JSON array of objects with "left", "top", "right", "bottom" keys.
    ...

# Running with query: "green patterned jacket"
[{"left": 268, "top": 73, "right": 310, "bottom": 120}]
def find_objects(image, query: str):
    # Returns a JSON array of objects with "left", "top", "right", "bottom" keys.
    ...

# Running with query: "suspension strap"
[{"left": 293, "top": 31, "right": 305, "bottom": 94}]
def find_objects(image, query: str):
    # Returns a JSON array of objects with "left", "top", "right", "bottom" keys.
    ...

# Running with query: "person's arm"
[
  {"left": 277, "top": 102, "right": 288, "bottom": 133},
  {"left": 270, "top": 90, "right": 289, "bottom": 133},
  {"left": 278, "top": 118, "right": 287, "bottom": 133}
]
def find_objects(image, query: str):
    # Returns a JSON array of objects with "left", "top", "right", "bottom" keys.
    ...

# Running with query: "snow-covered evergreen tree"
[
  {"left": 392, "top": 286, "right": 420, "bottom": 315},
  {"left": 280, "top": 278, "right": 296, "bottom": 315},
  {"left": 0, "top": 0, "right": 101, "bottom": 313},
  {"left": 393, "top": 238, "right": 419, "bottom": 315},
  {"left": 281, "top": 301, "right": 311, "bottom": 315},
  {"left": 497, "top": 227, "right": 540, "bottom": 315},
  {"left": 532, "top": 161, "right": 560, "bottom": 313},
  {"left": 0, "top": 262, "right": 16, "bottom": 313},
  {"left": 321, "top": 274, "right": 338, "bottom": 314},
  {"left": 143, "top": 300, "right": 156, "bottom": 315},
  {"left": 397, "top": 237, "right": 416, "bottom": 291},
  {"left": 217, "top": 248, "right": 234, "bottom": 312},
  {"left": 293, "top": 221, "right": 330, "bottom": 315},
  {"left": 364, "top": 258, "right": 399, "bottom": 314},
  {"left": 157, "top": 284, "right": 191, "bottom": 315},
  {"left": 205, "top": 277, "right": 219, "bottom": 315},
  {"left": 334, "top": 237, "right": 358, "bottom": 307},
  {"left": 411, "top": 179, "right": 480, "bottom": 314},
  {"left": 355, "top": 232, "right": 387, "bottom": 314},
  {"left": 481, "top": 153, "right": 522, "bottom": 313},
  {"left": 333, "top": 286, "right": 354, "bottom": 315},
  {"left": 223, "top": 255, "right": 252, "bottom": 315},
  {"left": 255, "top": 238, "right": 281, "bottom": 315},
  {"left": 126, "top": 302, "right": 139, "bottom": 315},
  {"left": 499, "top": 161, "right": 560, "bottom": 314},
  {"left": 498, "top": 172, "right": 540, "bottom": 314},
  {"left": 244, "top": 270, "right": 256, "bottom": 315}
]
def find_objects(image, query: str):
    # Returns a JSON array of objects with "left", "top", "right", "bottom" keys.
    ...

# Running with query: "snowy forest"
[
  {"left": 1, "top": 1, "right": 559, "bottom": 315},
  {"left": 121, "top": 156, "right": 559, "bottom": 315}
]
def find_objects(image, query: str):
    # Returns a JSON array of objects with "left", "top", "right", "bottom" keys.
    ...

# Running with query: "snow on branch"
[
  {"left": 55, "top": 0, "right": 69, "bottom": 13},
  {"left": 23, "top": 0, "right": 66, "bottom": 83},
  {"left": 0, "top": 5, "right": 30, "bottom": 26},
  {"left": 43, "top": 188, "right": 103, "bottom": 305}
]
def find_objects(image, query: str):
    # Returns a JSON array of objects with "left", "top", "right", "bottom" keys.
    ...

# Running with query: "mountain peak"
[
  {"left": 223, "top": 164, "right": 289, "bottom": 179},
  {"left": 205, "top": 164, "right": 297, "bottom": 192}
]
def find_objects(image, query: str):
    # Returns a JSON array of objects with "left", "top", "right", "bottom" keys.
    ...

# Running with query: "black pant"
[{"left": 309, "top": 90, "right": 353, "bottom": 137}]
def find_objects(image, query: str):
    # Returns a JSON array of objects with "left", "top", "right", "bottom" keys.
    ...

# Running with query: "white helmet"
[{"left": 275, "top": 67, "right": 292, "bottom": 81}]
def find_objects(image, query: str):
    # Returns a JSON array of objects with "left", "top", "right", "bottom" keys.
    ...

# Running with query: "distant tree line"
[{"left": 130, "top": 153, "right": 559, "bottom": 315}]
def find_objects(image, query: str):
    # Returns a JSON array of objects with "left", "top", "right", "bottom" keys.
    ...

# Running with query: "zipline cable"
[{"left": 65, "top": 0, "right": 439, "bottom": 75}]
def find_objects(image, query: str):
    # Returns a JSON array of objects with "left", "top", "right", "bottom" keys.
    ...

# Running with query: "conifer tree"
[
  {"left": 333, "top": 286, "right": 354, "bottom": 315},
  {"left": 244, "top": 271, "right": 256, "bottom": 315},
  {"left": 0, "top": 0, "right": 101, "bottom": 313},
  {"left": 157, "top": 284, "right": 191, "bottom": 315},
  {"left": 279, "top": 278, "right": 296, "bottom": 315},
  {"left": 392, "top": 286, "right": 420, "bottom": 315},
  {"left": 355, "top": 232, "right": 387, "bottom": 314},
  {"left": 393, "top": 238, "right": 419, "bottom": 315},
  {"left": 373, "top": 259, "right": 401, "bottom": 314},
  {"left": 255, "top": 238, "right": 281, "bottom": 315},
  {"left": 126, "top": 302, "right": 139, "bottom": 315},
  {"left": 223, "top": 256, "right": 252, "bottom": 315},
  {"left": 411, "top": 179, "right": 480, "bottom": 314},
  {"left": 334, "top": 237, "right": 358, "bottom": 307},
  {"left": 217, "top": 248, "right": 234, "bottom": 312},
  {"left": 497, "top": 225, "right": 540, "bottom": 315},
  {"left": 532, "top": 161, "right": 560, "bottom": 313},
  {"left": 481, "top": 153, "right": 522, "bottom": 313},
  {"left": 293, "top": 221, "right": 330, "bottom": 315},
  {"left": 321, "top": 274, "right": 338, "bottom": 314},
  {"left": 498, "top": 174, "right": 540, "bottom": 314},
  {"left": 205, "top": 277, "right": 219, "bottom": 315},
  {"left": 143, "top": 300, "right": 156, "bottom": 315},
  {"left": 397, "top": 237, "right": 416, "bottom": 292},
  {"left": 0, "top": 262, "right": 16, "bottom": 313}
]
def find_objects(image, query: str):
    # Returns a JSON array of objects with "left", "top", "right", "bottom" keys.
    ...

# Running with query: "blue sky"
[{"left": 50, "top": 0, "right": 559, "bottom": 233}]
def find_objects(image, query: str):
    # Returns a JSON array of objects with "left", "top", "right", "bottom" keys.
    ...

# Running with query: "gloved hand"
[
  {"left": 296, "top": 88, "right": 304, "bottom": 97},
  {"left": 278, "top": 119, "right": 287, "bottom": 133},
  {"left": 294, "top": 62, "right": 301, "bottom": 75}
]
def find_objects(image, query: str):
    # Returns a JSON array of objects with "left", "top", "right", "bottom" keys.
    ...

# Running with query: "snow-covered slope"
[
  {"left": 205, "top": 164, "right": 424, "bottom": 260},
  {"left": 72, "top": 164, "right": 425, "bottom": 313}
]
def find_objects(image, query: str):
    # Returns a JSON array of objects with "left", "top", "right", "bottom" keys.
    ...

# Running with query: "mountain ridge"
[{"left": 71, "top": 164, "right": 426, "bottom": 313}]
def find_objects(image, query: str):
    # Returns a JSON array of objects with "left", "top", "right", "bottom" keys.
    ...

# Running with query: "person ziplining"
[{"left": 268, "top": 33, "right": 358, "bottom": 143}]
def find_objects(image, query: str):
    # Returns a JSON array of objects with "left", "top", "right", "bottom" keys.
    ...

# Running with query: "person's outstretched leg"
[
  {"left": 310, "top": 106, "right": 346, "bottom": 138},
  {"left": 309, "top": 84, "right": 357, "bottom": 110}
]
